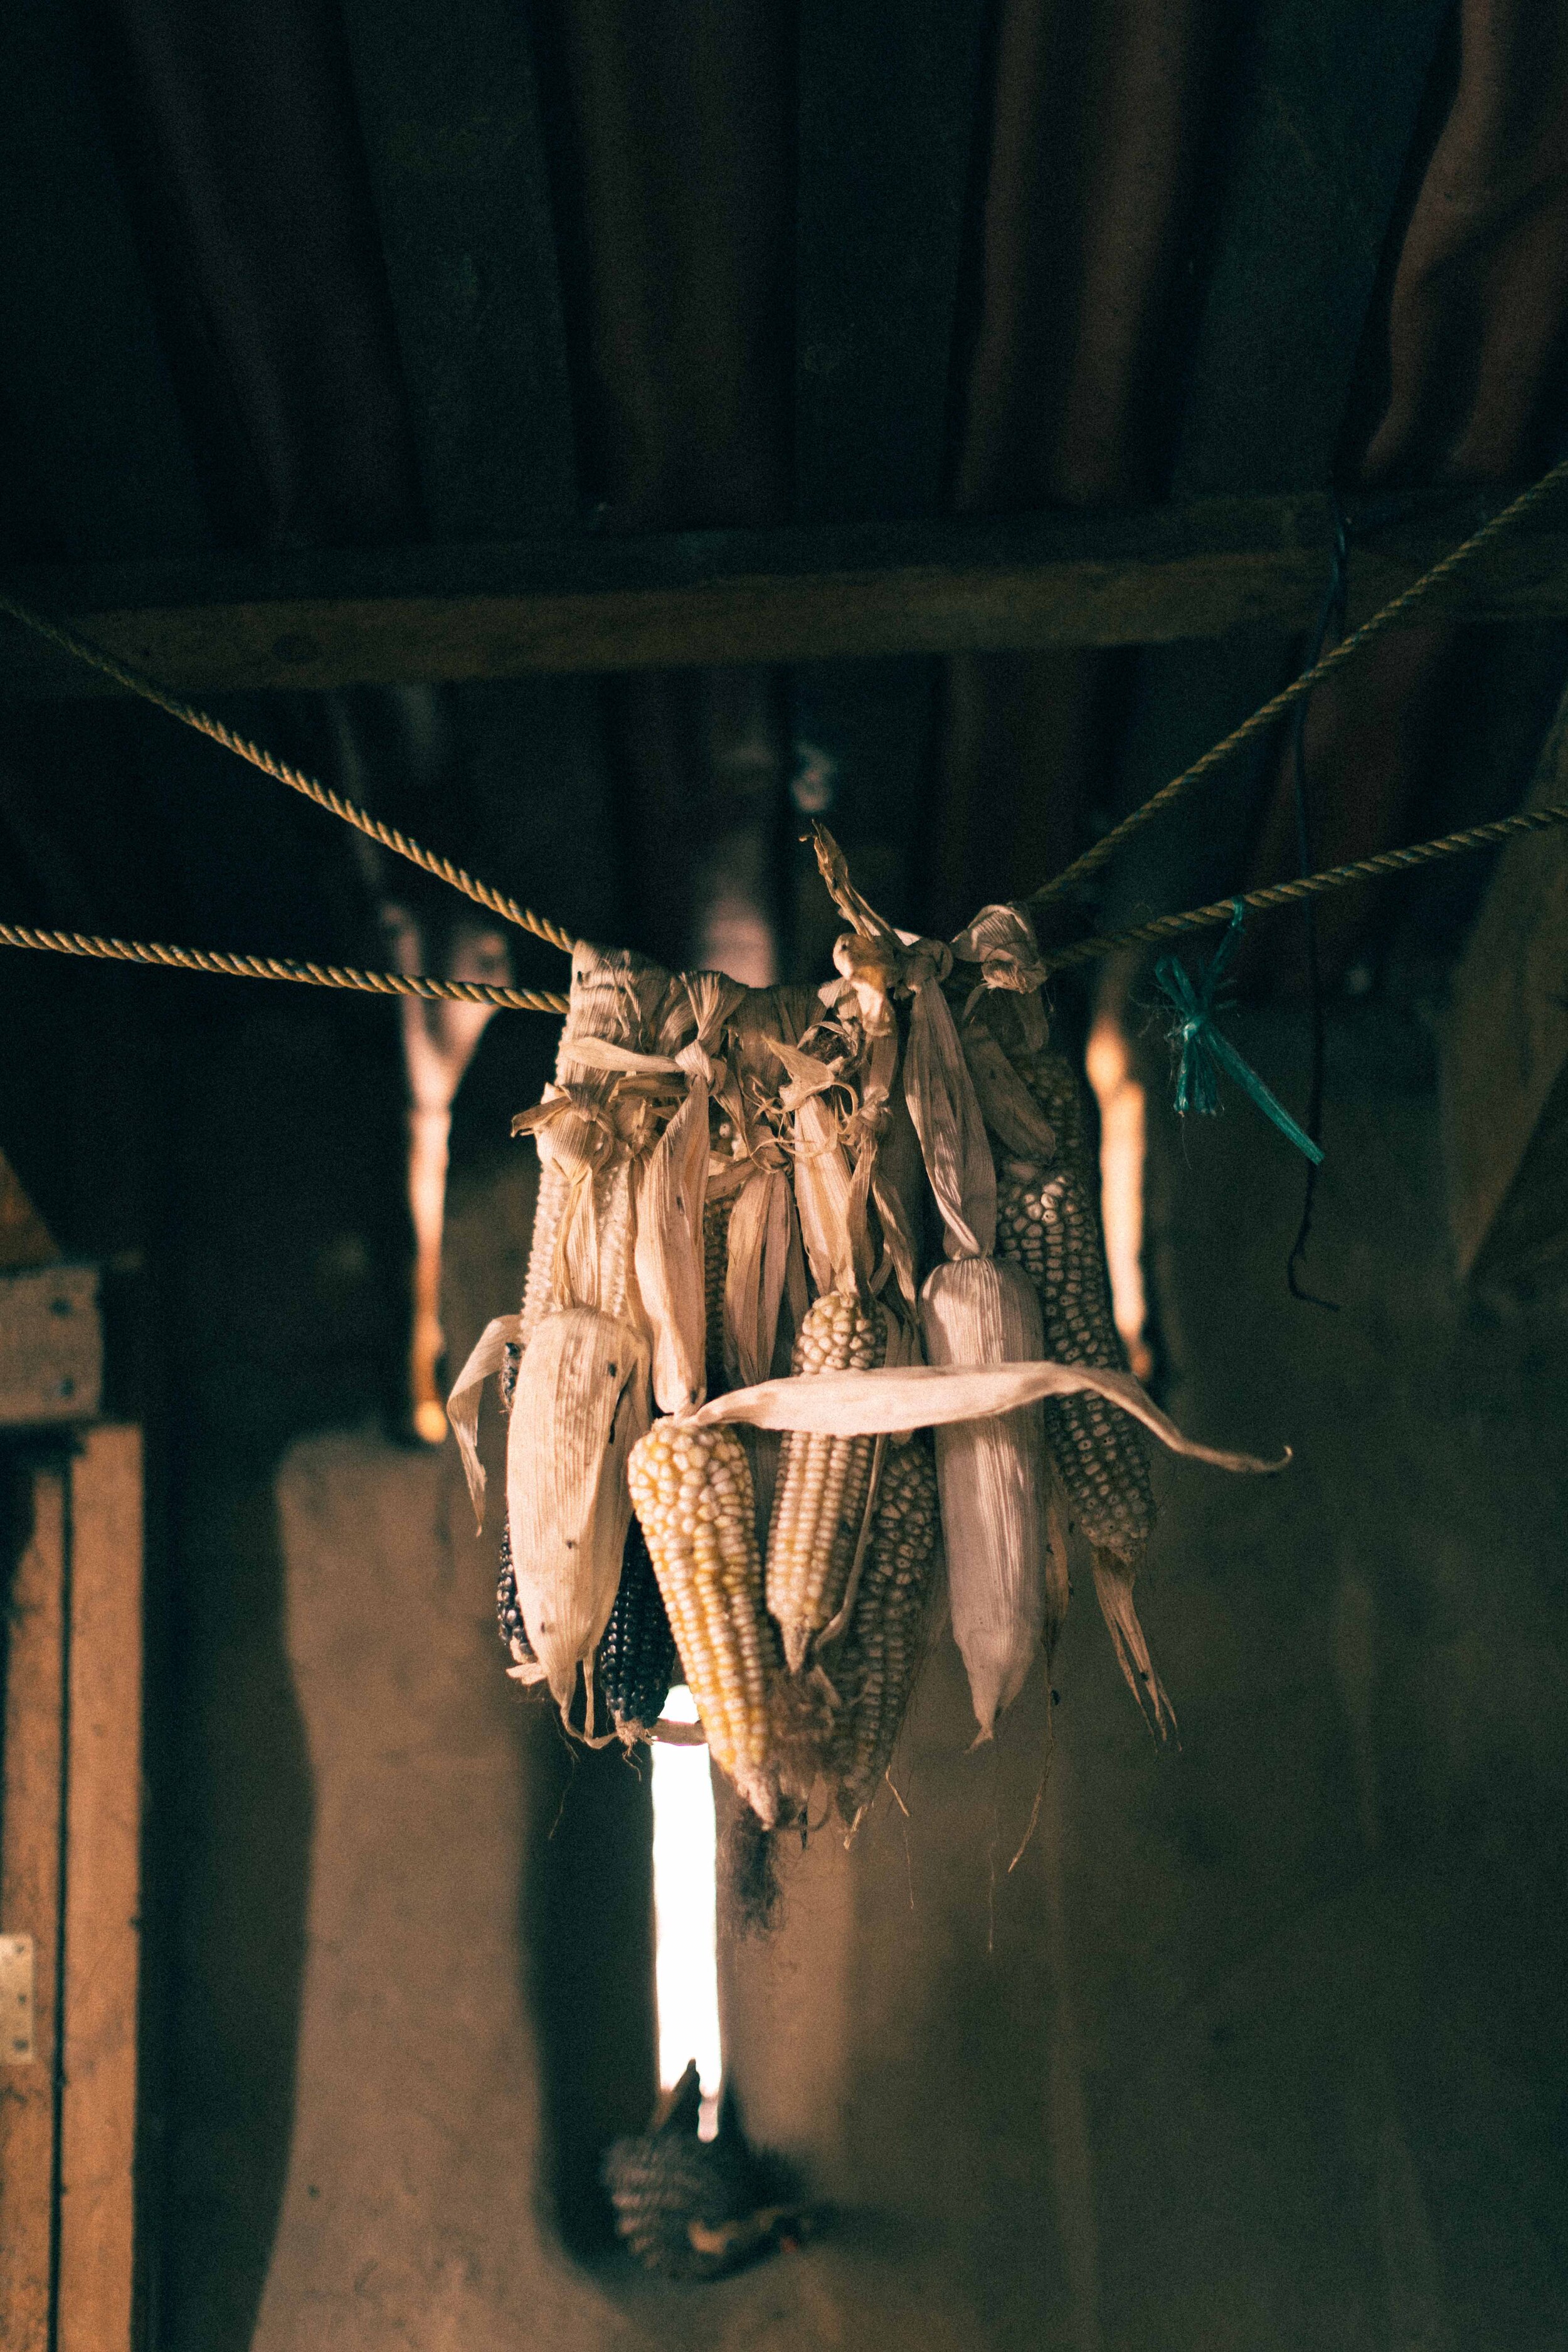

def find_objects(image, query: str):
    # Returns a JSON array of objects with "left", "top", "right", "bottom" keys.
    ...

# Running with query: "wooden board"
[
  {"left": 790, "top": 0, "right": 988, "bottom": 959},
  {"left": 795, "top": 0, "right": 988, "bottom": 524},
  {"left": 0, "top": 1267, "right": 102, "bottom": 1430},
  {"left": 0, "top": 1466, "right": 68, "bottom": 2350},
  {"left": 339, "top": 0, "right": 578, "bottom": 538},
  {"left": 1442, "top": 684, "right": 1568, "bottom": 1281},
  {"left": 0, "top": 1, "right": 206, "bottom": 561},
  {"left": 3, "top": 492, "right": 1564, "bottom": 697},
  {"left": 56, "top": 1426, "right": 142, "bottom": 2352}
]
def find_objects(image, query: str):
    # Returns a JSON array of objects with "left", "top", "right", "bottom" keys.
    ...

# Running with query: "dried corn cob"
[
  {"left": 629, "top": 1421, "right": 778, "bottom": 1823},
  {"left": 995, "top": 1156, "right": 1155, "bottom": 1565},
  {"left": 495, "top": 1520, "right": 536, "bottom": 1666},
  {"left": 495, "top": 1338, "right": 536, "bottom": 1665},
  {"left": 827, "top": 1435, "right": 940, "bottom": 1827},
  {"left": 919, "top": 1255, "right": 1049, "bottom": 1737},
  {"left": 702, "top": 1189, "right": 736, "bottom": 1399},
  {"left": 766, "top": 1291, "right": 888, "bottom": 1671},
  {"left": 993, "top": 1049, "right": 1172, "bottom": 1730},
  {"left": 598, "top": 1520, "right": 679, "bottom": 1739}
]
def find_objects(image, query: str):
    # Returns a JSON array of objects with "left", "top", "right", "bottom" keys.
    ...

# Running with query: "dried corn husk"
[
  {"left": 919, "top": 1256, "right": 1049, "bottom": 1736},
  {"left": 628, "top": 971, "right": 744, "bottom": 1412},
  {"left": 690, "top": 1355, "right": 1283, "bottom": 1465},
  {"left": 720, "top": 987, "right": 813, "bottom": 1543},
  {"left": 507, "top": 1305, "right": 652, "bottom": 1718},
  {"left": 514, "top": 940, "right": 670, "bottom": 1346}
]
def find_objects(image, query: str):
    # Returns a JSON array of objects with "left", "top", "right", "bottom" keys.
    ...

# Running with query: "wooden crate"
[{"left": 0, "top": 1426, "right": 142, "bottom": 2352}]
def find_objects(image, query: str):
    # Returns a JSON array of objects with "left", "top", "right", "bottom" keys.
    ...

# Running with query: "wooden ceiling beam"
[{"left": 2, "top": 492, "right": 1565, "bottom": 698}]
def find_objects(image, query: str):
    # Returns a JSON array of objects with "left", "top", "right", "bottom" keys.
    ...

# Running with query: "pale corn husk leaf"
[
  {"left": 447, "top": 1311, "right": 522, "bottom": 1525},
  {"left": 903, "top": 947, "right": 997, "bottom": 1260},
  {"left": 513, "top": 941, "right": 670, "bottom": 1342},
  {"left": 872, "top": 1079, "right": 926, "bottom": 1307},
  {"left": 950, "top": 903, "right": 1049, "bottom": 1049},
  {"left": 691, "top": 1360, "right": 1286, "bottom": 1471},
  {"left": 635, "top": 1084, "right": 711, "bottom": 1412},
  {"left": 508, "top": 1306, "right": 652, "bottom": 1717},
  {"left": 919, "top": 1256, "right": 1048, "bottom": 1737},
  {"left": 961, "top": 1022, "right": 1057, "bottom": 1161},
  {"left": 724, "top": 1167, "right": 795, "bottom": 1389},
  {"left": 773, "top": 1041, "right": 858, "bottom": 1297}
]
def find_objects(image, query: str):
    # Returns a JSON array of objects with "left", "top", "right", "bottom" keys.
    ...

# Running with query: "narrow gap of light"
[
  {"left": 1086, "top": 1004, "right": 1154, "bottom": 1384},
  {"left": 650, "top": 1686, "right": 723, "bottom": 2139}
]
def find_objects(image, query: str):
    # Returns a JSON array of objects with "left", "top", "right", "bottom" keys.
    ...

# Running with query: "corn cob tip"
[{"left": 1091, "top": 1546, "right": 1176, "bottom": 1740}]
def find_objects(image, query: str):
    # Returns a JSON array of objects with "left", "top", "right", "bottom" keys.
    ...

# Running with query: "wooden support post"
[
  {"left": 56, "top": 1426, "right": 142, "bottom": 2352},
  {"left": 0, "top": 1429, "right": 142, "bottom": 2352},
  {"left": 0, "top": 1465, "right": 68, "bottom": 2349}
]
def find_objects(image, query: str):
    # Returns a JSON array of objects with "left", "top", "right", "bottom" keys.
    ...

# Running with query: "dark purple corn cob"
[
  {"left": 598, "top": 1518, "right": 677, "bottom": 1735},
  {"left": 496, "top": 1341, "right": 536, "bottom": 1663},
  {"left": 495, "top": 1518, "right": 536, "bottom": 1663}
]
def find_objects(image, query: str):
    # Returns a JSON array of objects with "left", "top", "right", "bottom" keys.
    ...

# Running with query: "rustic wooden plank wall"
[
  {"left": 56, "top": 1427, "right": 142, "bottom": 2352},
  {"left": 0, "top": 1467, "right": 68, "bottom": 2350},
  {"left": 0, "top": 1436, "right": 143, "bottom": 2352}
]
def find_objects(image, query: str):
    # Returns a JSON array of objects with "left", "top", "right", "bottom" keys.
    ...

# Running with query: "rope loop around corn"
[{"left": 0, "top": 593, "right": 578, "bottom": 958}]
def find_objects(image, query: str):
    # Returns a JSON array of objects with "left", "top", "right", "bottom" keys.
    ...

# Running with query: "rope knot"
[{"left": 1155, "top": 903, "right": 1323, "bottom": 1163}]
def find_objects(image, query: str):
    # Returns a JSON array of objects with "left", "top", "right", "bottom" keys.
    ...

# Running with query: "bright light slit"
[
  {"left": 650, "top": 1687, "right": 723, "bottom": 2139},
  {"left": 1086, "top": 1003, "right": 1153, "bottom": 1384}
]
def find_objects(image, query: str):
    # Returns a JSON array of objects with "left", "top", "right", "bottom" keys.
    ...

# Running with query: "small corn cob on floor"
[
  {"left": 767, "top": 1291, "right": 887, "bottom": 1670},
  {"left": 630, "top": 1421, "right": 778, "bottom": 1823}
]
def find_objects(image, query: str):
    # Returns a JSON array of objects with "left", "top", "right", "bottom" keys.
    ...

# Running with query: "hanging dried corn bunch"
[
  {"left": 808, "top": 831, "right": 1054, "bottom": 1742},
  {"left": 453, "top": 842, "right": 1287, "bottom": 1857},
  {"left": 447, "top": 942, "right": 677, "bottom": 1726},
  {"left": 955, "top": 903, "right": 1168, "bottom": 1730}
]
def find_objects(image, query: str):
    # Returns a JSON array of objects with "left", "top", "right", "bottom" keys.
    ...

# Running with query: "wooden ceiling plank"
[
  {"left": 1104, "top": 0, "right": 1451, "bottom": 923},
  {"left": 1, "top": 499, "right": 1565, "bottom": 697},
  {"left": 0, "top": 1, "right": 208, "bottom": 563},
  {"left": 790, "top": 0, "right": 991, "bottom": 956},
  {"left": 338, "top": 0, "right": 578, "bottom": 539},
  {"left": 795, "top": 0, "right": 988, "bottom": 526}
]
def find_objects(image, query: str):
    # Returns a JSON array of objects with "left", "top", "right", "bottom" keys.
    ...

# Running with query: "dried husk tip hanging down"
[{"left": 451, "top": 852, "right": 1287, "bottom": 1836}]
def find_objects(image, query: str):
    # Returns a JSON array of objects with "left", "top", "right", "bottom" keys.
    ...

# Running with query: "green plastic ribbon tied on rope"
[{"left": 1156, "top": 901, "right": 1324, "bottom": 1165}]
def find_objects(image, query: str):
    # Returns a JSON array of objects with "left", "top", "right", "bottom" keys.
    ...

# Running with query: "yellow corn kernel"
[
  {"left": 629, "top": 1421, "right": 778, "bottom": 1824},
  {"left": 765, "top": 1291, "right": 886, "bottom": 1671}
]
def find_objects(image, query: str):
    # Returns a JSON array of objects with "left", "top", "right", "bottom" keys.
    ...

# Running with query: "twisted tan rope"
[
  {"left": 0, "top": 918, "right": 571, "bottom": 1012},
  {"left": 1039, "top": 800, "right": 1568, "bottom": 975},
  {"left": 1030, "top": 453, "right": 1568, "bottom": 909},
  {"left": 0, "top": 592, "right": 579, "bottom": 956},
  {"left": 6, "top": 793, "right": 1560, "bottom": 1008}
]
